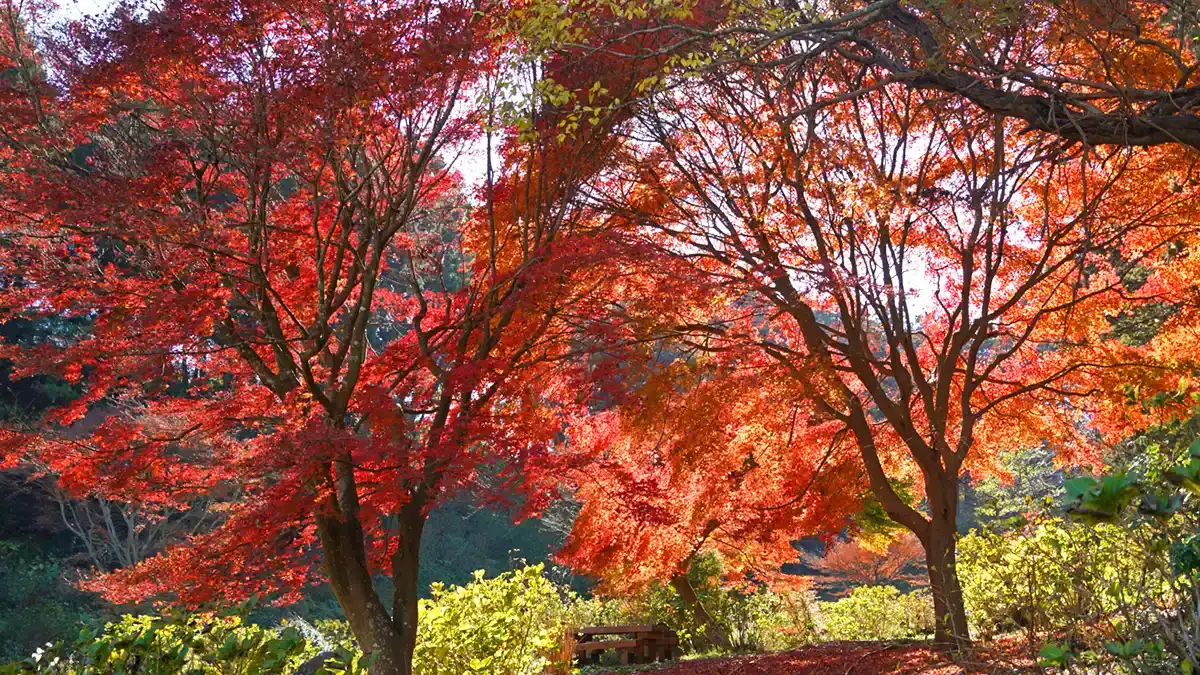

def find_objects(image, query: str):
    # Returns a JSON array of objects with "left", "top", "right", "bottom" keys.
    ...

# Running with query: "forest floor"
[{"left": 587, "top": 637, "right": 1043, "bottom": 674}]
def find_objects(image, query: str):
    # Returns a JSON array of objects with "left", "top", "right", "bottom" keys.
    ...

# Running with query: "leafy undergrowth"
[{"left": 587, "top": 638, "right": 1041, "bottom": 674}]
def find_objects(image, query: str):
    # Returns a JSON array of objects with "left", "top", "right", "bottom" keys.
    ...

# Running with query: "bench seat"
[
  {"left": 575, "top": 639, "right": 639, "bottom": 652},
  {"left": 572, "top": 625, "right": 679, "bottom": 665}
]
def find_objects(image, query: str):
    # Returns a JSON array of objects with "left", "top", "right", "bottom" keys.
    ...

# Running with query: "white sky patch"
[{"left": 52, "top": 0, "right": 111, "bottom": 21}]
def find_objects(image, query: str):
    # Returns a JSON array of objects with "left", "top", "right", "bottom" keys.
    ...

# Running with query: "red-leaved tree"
[{"left": 0, "top": 0, "right": 646, "bottom": 671}]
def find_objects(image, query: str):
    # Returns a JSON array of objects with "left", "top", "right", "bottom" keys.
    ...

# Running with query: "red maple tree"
[{"left": 0, "top": 0, "right": 644, "bottom": 671}]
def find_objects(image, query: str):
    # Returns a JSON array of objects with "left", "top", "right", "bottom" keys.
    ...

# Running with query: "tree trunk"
[
  {"left": 845, "top": 405, "right": 971, "bottom": 649},
  {"left": 315, "top": 503, "right": 429, "bottom": 675},
  {"left": 316, "top": 507, "right": 408, "bottom": 675},
  {"left": 670, "top": 573, "right": 732, "bottom": 651},
  {"left": 314, "top": 445, "right": 435, "bottom": 675},
  {"left": 923, "top": 480, "right": 971, "bottom": 650},
  {"left": 390, "top": 501, "right": 426, "bottom": 672}
]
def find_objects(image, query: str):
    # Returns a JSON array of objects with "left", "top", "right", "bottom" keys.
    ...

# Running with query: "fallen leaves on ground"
[{"left": 643, "top": 638, "right": 1042, "bottom": 674}]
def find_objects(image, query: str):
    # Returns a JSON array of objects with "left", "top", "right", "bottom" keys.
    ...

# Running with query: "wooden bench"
[{"left": 573, "top": 624, "right": 680, "bottom": 665}]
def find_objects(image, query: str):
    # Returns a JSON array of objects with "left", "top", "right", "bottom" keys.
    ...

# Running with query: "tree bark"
[
  {"left": 670, "top": 573, "right": 732, "bottom": 651},
  {"left": 316, "top": 504, "right": 410, "bottom": 672},
  {"left": 390, "top": 500, "right": 426, "bottom": 672},
  {"left": 922, "top": 477, "right": 971, "bottom": 650},
  {"left": 314, "top": 503, "right": 430, "bottom": 675},
  {"left": 316, "top": 507, "right": 408, "bottom": 675}
]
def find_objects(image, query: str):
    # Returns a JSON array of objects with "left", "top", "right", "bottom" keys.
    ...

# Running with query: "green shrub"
[
  {"left": 816, "top": 585, "right": 933, "bottom": 641},
  {"left": 714, "top": 588, "right": 819, "bottom": 652},
  {"left": 565, "top": 554, "right": 819, "bottom": 654},
  {"left": 688, "top": 555, "right": 819, "bottom": 652},
  {"left": 0, "top": 562, "right": 823, "bottom": 673},
  {"left": 413, "top": 564, "right": 576, "bottom": 675},
  {"left": 0, "top": 613, "right": 365, "bottom": 675},
  {"left": 0, "top": 567, "right": 574, "bottom": 675},
  {"left": 958, "top": 517, "right": 1166, "bottom": 645},
  {"left": 0, "top": 542, "right": 102, "bottom": 663},
  {"left": 958, "top": 460, "right": 1200, "bottom": 672},
  {"left": 587, "top": 584, "right": 819, "bottom": 654}
]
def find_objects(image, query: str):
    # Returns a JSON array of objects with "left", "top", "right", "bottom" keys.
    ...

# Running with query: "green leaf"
[
  {"left": 1039, "top": 642, "right": 1071, "bottom": 666},
  {"left": 1104, "top": 639, "right": 1145, "bottom": 658},
  {"left": 1064, "top": 476, "right": 1098, "bottom": 501}
]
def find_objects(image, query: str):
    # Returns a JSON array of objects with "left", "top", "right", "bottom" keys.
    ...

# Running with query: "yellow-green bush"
[
  {"left": 0, "top": 613, "right": 365, "bottom": 675},
  {"left": 958, "top": 512, "right": 1198, "bottom": 673},
  {"left": 576, "top": 585, "right": 819, "bottom": 654},
  {"left": 714, "top": 589, "right": 820, "bottom": 652},
  {"left": 958, "top": 517, "right": 1172, "bottom": 644},
  {"left": 412, "top": 565, "right": 576, "bottom": 675},
  {"left": 0, "top": 567, "right": 580, "bottom": 675},
  {"left": 816, "top": 586, "right": 933, "bottom": 641},
  {"left": 564, "top": 553, "right": 819, "bottom": 654}
]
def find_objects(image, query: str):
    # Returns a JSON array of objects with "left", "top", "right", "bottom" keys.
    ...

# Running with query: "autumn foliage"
[
  {"left": 0, "top": 0, "right": 645, "bottom": 670},
  {"left": 557, "top": 350, "right": 863, "bottom": 591},
  {"left": 3, "top": 0, "right": 1200, "bottom": 671},
  {"left": 526, "top": 0, "right": 1200, "bottom": 650},
  {"left": 805, "top": 534, "right": 926, "bottom": 594}
]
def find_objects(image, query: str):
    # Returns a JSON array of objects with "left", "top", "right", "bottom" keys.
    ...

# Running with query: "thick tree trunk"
[
  {"left": 923, "top": 480, "right": 971, "bottom": 650},
  {"left": 670, "top": 573, "right": 732, "bottom": 651},
  {"left": 314, "top": 446, "right": 434, "bottom": 675},
  {"left": 926, "top": 527, "right": 971, "bottom": 650},
  {"left": 316, "top": 500, "right": 428, "bottom": 675},
  {"left": 390, "top": 502, "right": 426, "bottom": 671},
  {"left": 316, "top": 508, "right": 407, "bottom": 675}
]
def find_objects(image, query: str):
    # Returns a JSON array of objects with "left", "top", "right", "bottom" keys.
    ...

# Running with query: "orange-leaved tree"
[
  {"left": 523, "top": 0, "right": 1200, "bottom": 149},
  {"left": 805, "top": 534, "right": 925, "bottom": 594},
  {"left": 562, "top": 35, "right": 1200, "bottom": 646},
  {"left": 557, "top": 344, "right": 864, "bottom": 647}
]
